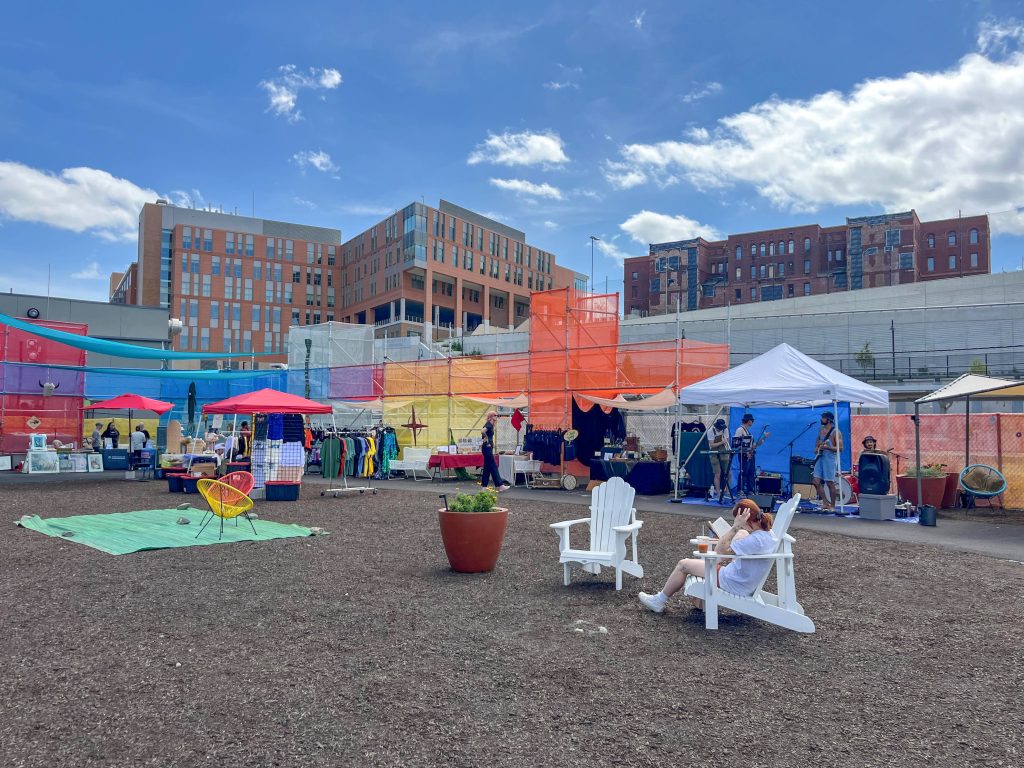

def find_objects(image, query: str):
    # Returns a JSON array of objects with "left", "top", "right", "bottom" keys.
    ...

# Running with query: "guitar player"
[
  {"left": 812, "top": 411, "right": 844, "bottom": 511},
  {"left": 734, "top": 413, "right": 769, "bottom": 494}
]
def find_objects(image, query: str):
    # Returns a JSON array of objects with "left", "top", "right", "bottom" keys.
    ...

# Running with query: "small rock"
[
  {"left": 309, "top": 527, "right": 329, "bottom": 536},
  {"left": 176, "top": 517, "right": 191, "bottom": 525},
  {"left": 175, "top": 662, "right": 181, "bottom": 668},
  {"left": 61, "top": 531, "right": 75, "bottom": 538},
  {"left": 244, "top": 512, "right": 259, "bottom": 520},
  {"left": 175, "top": 503, "right": 192, "bottom": 511}
]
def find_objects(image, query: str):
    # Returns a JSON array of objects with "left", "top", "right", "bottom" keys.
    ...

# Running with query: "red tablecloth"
[{"left": 427, "top": 453, "right": 484, "bottom": 470}]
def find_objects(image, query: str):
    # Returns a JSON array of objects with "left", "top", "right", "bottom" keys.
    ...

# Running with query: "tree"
[{"left": 854, "top": 342, "right": 875, "bottom": 371}]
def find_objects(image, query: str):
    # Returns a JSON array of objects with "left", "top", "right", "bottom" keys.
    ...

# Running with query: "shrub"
[{"left": 448, "top": 490, "right": 499, "bottom": 513}]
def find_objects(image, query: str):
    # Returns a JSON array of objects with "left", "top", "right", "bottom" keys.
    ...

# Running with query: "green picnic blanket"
[{"left": 17, "top": 508, "right": 315, "bottom": 555}]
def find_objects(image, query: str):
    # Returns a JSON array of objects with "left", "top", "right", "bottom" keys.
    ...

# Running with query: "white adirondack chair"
[
  {"left": 683, "top": 494, "right": 815, "bottom": 633},
  {"left": 390, "top": 447, "right": 431, "bottom": 480},
  {"left": 550, "top": 477, "right": 643, "bottom": 590}
]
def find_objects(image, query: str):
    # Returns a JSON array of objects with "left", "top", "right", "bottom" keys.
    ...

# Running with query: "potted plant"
[
  {"left": 438, "top": 490, "right": 509, "bottom": 573},
  {"left": 896, "top": 464, "right": 946, "bottom": 508}
]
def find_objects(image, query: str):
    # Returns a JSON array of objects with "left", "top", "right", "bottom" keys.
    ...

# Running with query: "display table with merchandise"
[
  {"left": 428, "top": 452, "right": 484, "bottom": 480},
  {"left": 589, "top": 458, "right": 672, "bottom": 495}
]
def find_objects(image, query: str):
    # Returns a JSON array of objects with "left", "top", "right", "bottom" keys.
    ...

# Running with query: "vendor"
[{"left": 101, "top": 421, "right": 120, "bottom": 449}]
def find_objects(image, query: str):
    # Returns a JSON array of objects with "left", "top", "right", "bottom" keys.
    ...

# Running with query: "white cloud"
[
  {"left": 605, "top": 40, "right": 1024, "bottom": 234},
  {"left": 292, "top": 197, "right": 317, "bottom": 209},
  {"left": 543, "top": 80, "right": 579, "bottom": 91},
  {"left": 620, "top": 210, "right": 723, "bottom": 245},
  {"left": 259, "top": 65, "right": 343, "bottom": 123},
  {"left": 681, "top": 81, "right": 722, "bottom": 103},
  {"left": 168, "top": 188, "right": 205, "bottom": 209},
  {"left": 0, "top": 162, "right": 157, "bottom": 242},
  {"left": 632, "top": 10, "right": 646, "bottom": 31},
  {"left": 541, "top": 220, "right": 560, "bottom": 230},
  {"left": 977, "top": 18, "right": 1024, "bottom": 56},
  {"left": 489, "top": 178, "right": 564, "bottom": 200},
  {"left": 594, "top": 236, "right": 643, "bottom": 265},
  {"left": 292, "top": 149, "right": 339, "bottom": 173},
  {"left": 71, "top": 260, "right": 103, "bottom": 279},
  {"left": 468, "top": 131, "right": 569, "bottom": 167},
  {"left": 340, "top": 203, "right": 395, "bottom": 217}
]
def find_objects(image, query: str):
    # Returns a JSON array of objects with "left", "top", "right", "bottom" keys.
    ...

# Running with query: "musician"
[
  {"left": 734, "top": 414, "right": 769, "bottom": 494},
  {"left": 860, "top": 435, "right": 882, "bottom": 456},
  {"left": 812, "top": 411, "right": 844, "bottom": 511},
  {"left": 706, "top": 418, "right": 730, "bottom": 496}
]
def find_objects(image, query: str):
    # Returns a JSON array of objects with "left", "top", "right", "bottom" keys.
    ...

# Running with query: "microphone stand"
[{"left": 778, "top": 421, "right": 817, "bottom": 496}]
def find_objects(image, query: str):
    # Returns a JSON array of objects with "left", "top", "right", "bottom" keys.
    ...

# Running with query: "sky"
[{"left": 2, "top": 0, "right": 1024, "bottom": 303}]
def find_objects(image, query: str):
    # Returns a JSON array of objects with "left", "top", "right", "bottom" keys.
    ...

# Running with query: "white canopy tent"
[
  {"left": 675, "top": 343, "right": 889, "bottom": 503},
  {"left": 913, "top": 374, "right": 1024, "bottom": 508}
]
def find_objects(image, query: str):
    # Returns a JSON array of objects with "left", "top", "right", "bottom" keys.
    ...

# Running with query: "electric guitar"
[
  {"left": 812, "top": 426, "right": 837, "bottom": 466},
  {"left": 741, "top": 428, "right": 769, "bottom": 459}
]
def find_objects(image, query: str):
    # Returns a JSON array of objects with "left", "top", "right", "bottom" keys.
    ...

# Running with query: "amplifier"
[
  {"left": 790, "top": 456, "right": 815, "bottom": 485},
  {"left": 750, "top": 492, "right": 777, "bottom": 511},
  {"left": 755, "top": 474, "right": 783, "bottom": 495}
]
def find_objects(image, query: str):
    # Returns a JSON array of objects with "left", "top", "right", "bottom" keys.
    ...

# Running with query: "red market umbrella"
[
  {"left": 202, "top": 388, "right": 332, "bottom": 415},
  {"left": 84, "top": 393, "right": 174, "bottom": 449}
]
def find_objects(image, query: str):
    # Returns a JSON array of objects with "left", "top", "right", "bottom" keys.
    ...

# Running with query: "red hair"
[{"left": 733, "top": 498, "right": 773, "bottom": 531}]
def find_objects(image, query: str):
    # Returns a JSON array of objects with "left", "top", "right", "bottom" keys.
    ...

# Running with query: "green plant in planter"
[
  {"left": 448, "top": 490, "right": 498, "bottom": 512},
  {"left": 905, "top": 464, "right": 946, "bottom": 478}
]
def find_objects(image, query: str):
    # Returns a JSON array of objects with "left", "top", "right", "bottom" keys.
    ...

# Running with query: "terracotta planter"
[
  {"left": 896, "top": 474, "right": 945, "bottom": 508},
  {"left": 941, "top": 472, "right": 960, "bottom": 509},
  {"left": 438, "top": 507, "right": 509, "bottom": 573}
]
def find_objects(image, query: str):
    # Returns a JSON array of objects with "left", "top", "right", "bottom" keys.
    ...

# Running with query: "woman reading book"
[{"left": 638, "top": 498, "right": 777, "bottom": 613}]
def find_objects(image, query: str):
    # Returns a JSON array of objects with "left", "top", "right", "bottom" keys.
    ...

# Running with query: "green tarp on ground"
[{"left": 17, "top": 508, "right": 315, "bottom": 555}]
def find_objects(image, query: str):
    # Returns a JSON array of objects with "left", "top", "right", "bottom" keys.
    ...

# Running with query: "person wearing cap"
[
  {"left": 813, "top": 411, "right": 844, "bottom": 511},
  {"left": 734, "top": 414, "right": 769, "bottom": 495},
  {"left": 706, "top": 417, "right": 730, "bottom": 497},
  {"left": 480, "top": 411, "right": 511, "bottom": 491}
]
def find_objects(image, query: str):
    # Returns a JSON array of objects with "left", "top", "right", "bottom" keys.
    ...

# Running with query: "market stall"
[
  {"left": 202, "top": 388, "right": 332, "bottom": 497},
  {"left": 83, "top": 393, "right": 172, "bottom": 474}
]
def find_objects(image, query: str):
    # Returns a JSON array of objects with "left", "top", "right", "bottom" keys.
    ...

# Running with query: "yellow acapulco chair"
[{"left": 196, "top": 478, "right": 257, "bottom": 539}]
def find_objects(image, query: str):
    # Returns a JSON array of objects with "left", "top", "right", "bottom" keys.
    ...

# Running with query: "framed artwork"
[
  {"left": 86, "top": 453, "right": 105, "bottom": 473},
  {"left": 0, "top": 455, "right": 12, "bottom": 471},
  {"left": 29, "top": 434, "right": 47, "bottom": 451},
  {"left": 69, "top": 454, "right": 89, "bottom": 473},
  {"left": 27, "top": 451, "right": 59, "bottom": 474}
]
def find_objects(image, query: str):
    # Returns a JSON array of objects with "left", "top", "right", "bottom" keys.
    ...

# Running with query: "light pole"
[{"left": 589, "top": 235, "right": 600, "bottom": 292}]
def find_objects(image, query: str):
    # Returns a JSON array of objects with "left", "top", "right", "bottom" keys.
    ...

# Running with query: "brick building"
[
  {"left": 336, "top": 200, "right": 584, "bottom": 339},
  {"left": 113, "top": 201, "right": 342, "bottom": 363},
  {"left": 624, "top": 210, "right": 990, "bottom": 316}
]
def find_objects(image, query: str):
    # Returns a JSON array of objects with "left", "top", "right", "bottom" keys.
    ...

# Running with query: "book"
[{"left": 708, "top": 516, "right": 731, "bottom": 538}]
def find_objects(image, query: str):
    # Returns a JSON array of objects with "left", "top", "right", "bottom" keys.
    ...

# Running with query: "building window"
[
  {"left": 750, "top": 265, "right": 756, "bottom": 279},
  {"left": 947, "top": 231, "right": 957, "bottom": 246},
  {"left": 411, "top": 274, "right": 424, "bottom": 290},
  {"left": 769, "top": 242, "right": 775, "bottom": 257},
  {"left": 788, "top": 283, "right": 794, "bottom": 297},
  {"left": 803, "top": 282, "right": 811, "bottom": 295},
  {"left": 734, "top": 289, "right": 741, "bottom": 300},
  {"left": 735, "top": 267, "right": 741, "bottom": 280},
  {"left": 750, "top": 244, "right": 756, "bottom": 257},
  {"left": 760, "top": 243, "right": 766, "bottom": 257},
  {"left": 650, "top": 278, "right": 661, "bottom": 292},
  {"left": 927, "top": 233, "right": 935, "bottom": 248},
  {"left": 970, "top": 228, "right": 979, "bottom": 244},
  {"left": 971, "top": 252, "right": 979, "bottom": 268},
  {"left": 778, "top": 241, "right": 785, "bottom": 255},
  {"left": 735, "top": 246, "right": 741, "bottom": 260},
  {"left": 632, "top": 271, "right": 639, "bottom": 280},
  {"left": 759, "top": 265, "right": 766, "bottom": 279},
  {"left": 804, "top": 259, "right": 810, "bottom": 274},
  {"left": 949, "top": 255, "right": 956, "bottom": 270},
  {"left": 788, "top": 239, "right": 795, "bottom": 254},
  {"left": 203, "top": 230, "right": 213, "bottom": 251},
  {"left": 803, "top": 237, "right": 811, "bottom": 253},
  {"left": 182, "top": 227, "right": 192, "bottom": 249},
  {"left": 212, "top": 256, "right": 220, "bottom": 276},
  {"left": 750, "top": 287, "right": 757, "bottom": 300},
  {"left": 226, "top": 233, "right": 235, "bottom": 255},
  {"left": 899, "top": 252, "right": 914, "bottom": 270},
  {"left": 778, "top": 262, "right": 784, "bottom": 277},
  {"left": 927, "top": 257, "right": 935, "bottom": 271}
]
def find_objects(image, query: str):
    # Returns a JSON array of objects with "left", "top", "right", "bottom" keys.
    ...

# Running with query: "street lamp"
[{"left": 589, "top": 235, "right": 600, "bottom": 292}]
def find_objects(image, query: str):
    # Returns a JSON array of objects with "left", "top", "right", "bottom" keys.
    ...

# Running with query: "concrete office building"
[
  {"left": 625, "top": 209, "right": 991, "bottom": 316},
  {"left": 337, "top": 200, "right": 585, "bottom": 339},
  {"left": 0, "top": 292, "right": 170, "bottom": 369},
  {"left": 112, "top": 201, "right": 343, "bottom": 364}
]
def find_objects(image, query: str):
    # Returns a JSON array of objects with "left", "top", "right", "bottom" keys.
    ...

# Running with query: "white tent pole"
[
  {"left": 914, "top": 401, "right": 922, "bottom": 510},
  {"left": 833, "top": 397, "right": 840, "bottom": 510},
  {"left": 673, "top": 305, "right": 682, "bottom": 500}
]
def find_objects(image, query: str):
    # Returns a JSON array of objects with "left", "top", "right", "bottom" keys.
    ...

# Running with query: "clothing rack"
[{"left": 319, "top": 417, "right": 392, "bottom": 498}]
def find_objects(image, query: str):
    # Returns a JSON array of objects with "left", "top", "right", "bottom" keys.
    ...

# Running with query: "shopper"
[
  {"left": 91, "top": 422, "right": 103, "bottom": 452},
  {"left": 480, "top": 411, "right": 511, "bottom": 491}
]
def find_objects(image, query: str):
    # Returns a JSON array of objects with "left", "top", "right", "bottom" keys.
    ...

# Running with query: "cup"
[{"left": 698, "top": 541, "right": 709, "bottom": 554}]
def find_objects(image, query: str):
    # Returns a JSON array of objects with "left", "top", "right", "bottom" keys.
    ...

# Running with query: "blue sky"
[{"left": 2, "top": 0, "right": 1024, "bottom": 302}]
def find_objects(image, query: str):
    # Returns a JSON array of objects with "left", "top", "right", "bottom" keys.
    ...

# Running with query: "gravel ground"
[{"left": 1, "top": 479, "right": 1021, "bottom": 768}]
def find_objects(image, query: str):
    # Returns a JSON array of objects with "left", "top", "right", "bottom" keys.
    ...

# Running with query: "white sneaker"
[{"left": 638, "top": 592, "right": 665, "bottom": 613}]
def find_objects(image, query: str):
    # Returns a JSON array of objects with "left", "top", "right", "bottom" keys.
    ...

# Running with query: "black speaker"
[
  {"left": 750, "top": 492, "right": 777, "bottom": 511},
  {"left": 790, "top": 457, "right": 814, "bottom": 485},
  {"left": 755, "top": 474, "right": 783, "bottom": 495},
  {"left": 858, "top": 453, "right": 891, "bottom": 495}
]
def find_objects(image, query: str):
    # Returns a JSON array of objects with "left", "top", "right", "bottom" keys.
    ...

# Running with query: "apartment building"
[
  {"left": 624, "top": 209, "right": 990, "bottom": 316},
  {"left": 113, "top": 201, "right": 342, "bottom": 363},
  {"left": 337, "top": 200, "right": 584, "bottom": 339}
]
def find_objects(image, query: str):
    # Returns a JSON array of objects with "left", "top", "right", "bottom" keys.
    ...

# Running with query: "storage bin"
[
  {"left": 265, "top": 481, "right": 300, "bottom": 501},
  {"left": 858, "top": 493, "right": 896, "bottom": 520},
  {"left": 181, "top": 476, "right": 200, "bottom": 494},
  {"left": 166, "top": 474, "right": 184, "bottom": 493}
]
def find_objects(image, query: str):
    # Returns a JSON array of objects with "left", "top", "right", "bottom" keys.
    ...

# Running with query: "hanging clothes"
[{"left": 321, "top": 437, "right": 342, "bottom": 479}]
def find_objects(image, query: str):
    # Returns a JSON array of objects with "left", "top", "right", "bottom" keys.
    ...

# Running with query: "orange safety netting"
[{"left": 853, "top": 413, "right": 1024, "bottom": 508}]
